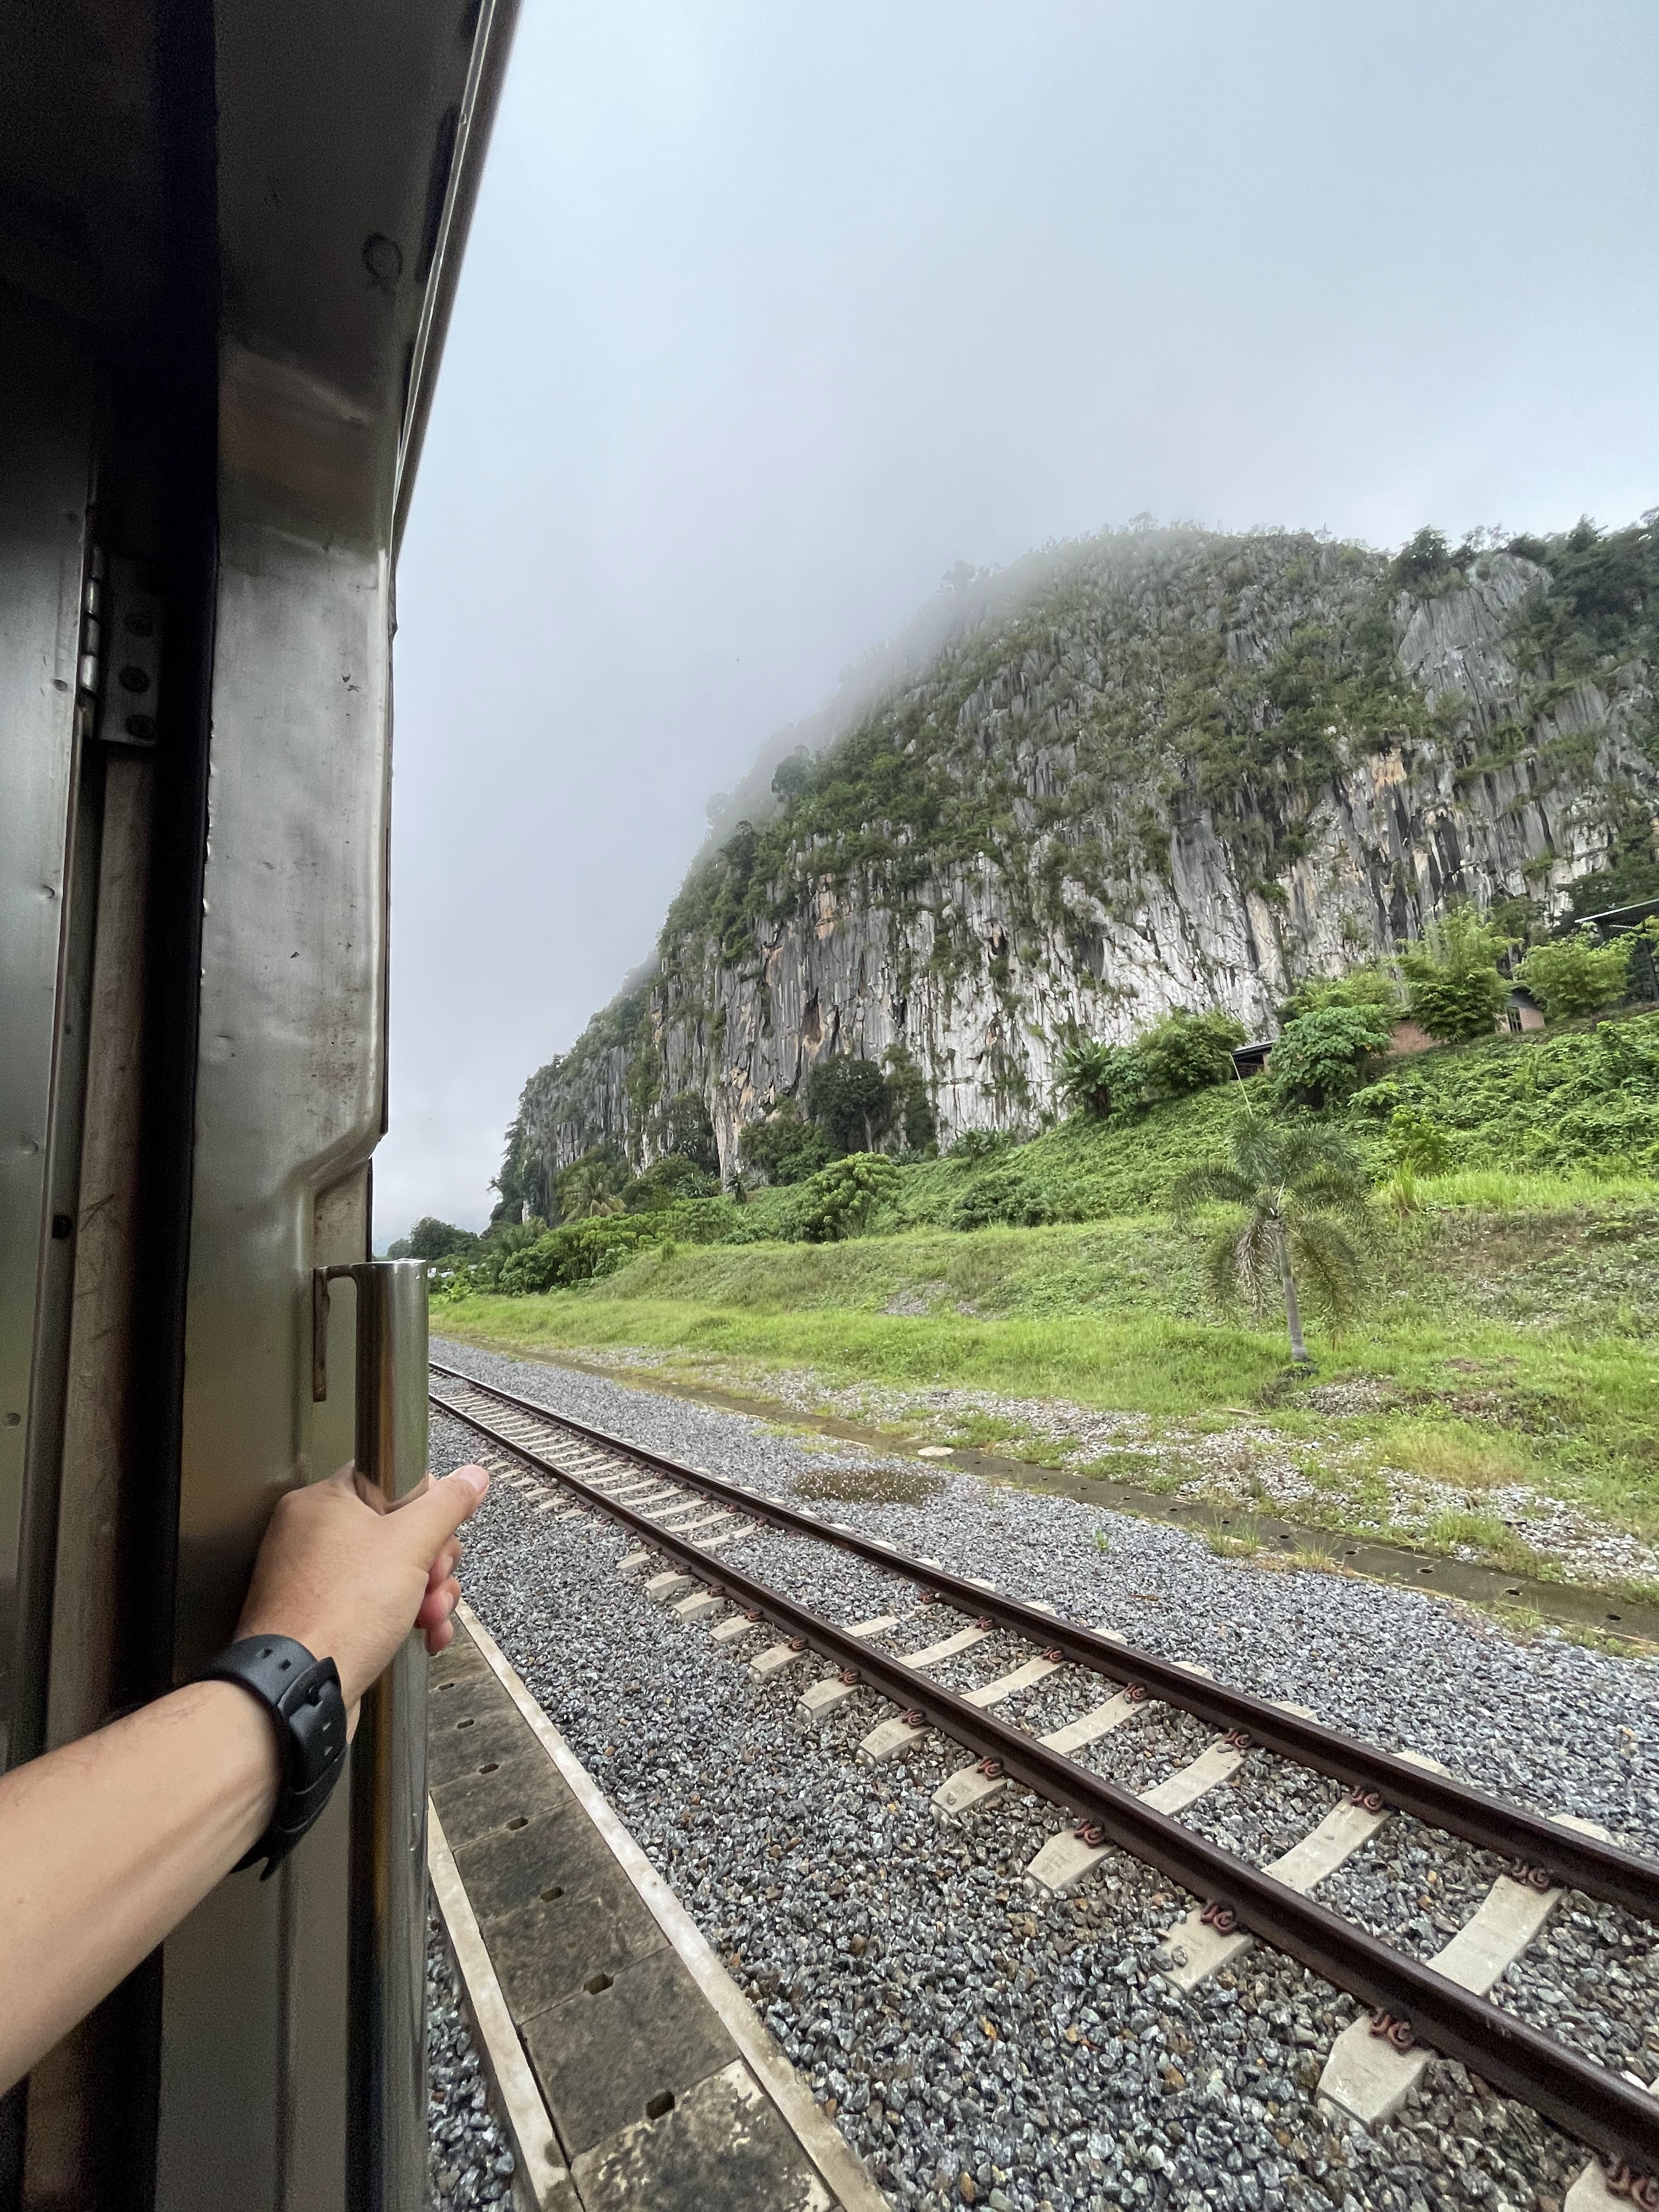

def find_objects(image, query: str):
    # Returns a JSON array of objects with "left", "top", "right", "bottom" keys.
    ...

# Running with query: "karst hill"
[{"left": 496, "top": 515, "right": 1659, "bottom": 1212}]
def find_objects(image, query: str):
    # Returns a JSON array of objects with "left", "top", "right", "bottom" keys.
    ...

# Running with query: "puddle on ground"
[
  {"left": 794, "top": 1463, "right": 946, "bottom": 1507},
  {"left": 445, "top": 1340, "right": 1659, "bottom": 1648}
]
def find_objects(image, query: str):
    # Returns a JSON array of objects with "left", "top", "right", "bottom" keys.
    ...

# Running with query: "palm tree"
[{"left": 1170, "top": 1120, "right": 1369, "bottom": 1364}]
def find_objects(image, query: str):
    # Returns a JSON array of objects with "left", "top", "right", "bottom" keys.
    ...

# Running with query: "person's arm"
[{"left": 0, "top": 1457, "right": 489, "bottom": 2096}]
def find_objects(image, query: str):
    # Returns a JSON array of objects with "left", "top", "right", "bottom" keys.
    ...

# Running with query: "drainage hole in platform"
[
  {"left": 541, "top": 1886, "right": 564, "bottom": 1903},
  {"left": 645, "top": 2094, "right": 675, "bottom": 2121},
  {"left": 506, "top": 1816, "right": 528, "bottom": 1831},
  {"left": 478, "top": 1762, "right": 499, "bottom": 1775},
  {"left": 585, "top": 1973, "right": 613, "bottom": 1996},
  {"left": 456, "top": 1718, "right": 475, "bottom": 1730}
]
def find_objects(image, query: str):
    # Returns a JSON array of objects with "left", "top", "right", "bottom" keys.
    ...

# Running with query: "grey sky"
[{"left": 377, "top": 0, "right": 1658, "bottom": 1243}]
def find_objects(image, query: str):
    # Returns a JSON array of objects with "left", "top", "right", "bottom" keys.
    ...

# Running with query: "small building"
[
  {"left": 1231, "top": 1039, "right": 1273, "bottom": 1080},
  {"left": 1503, "top": 985, "right": 1545, "bottom": 1036},
  {"left": 1387, "top": 1018, "right": 1437, "bottom": 1057}
]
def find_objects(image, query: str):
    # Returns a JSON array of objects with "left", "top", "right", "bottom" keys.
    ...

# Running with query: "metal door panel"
[
  {"left": 156, "top": 519, "right": 389, "bottom": 2212},
  {"left": 0, "top": 326, "right": 93, "bottom": 1776}
]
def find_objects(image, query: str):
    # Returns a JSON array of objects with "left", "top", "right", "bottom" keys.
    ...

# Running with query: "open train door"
[{"left": 0, "top": 3, "right": 518, "bottom": 2205}]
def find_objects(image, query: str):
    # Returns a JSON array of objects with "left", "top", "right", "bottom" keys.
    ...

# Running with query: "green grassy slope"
[{"left": 442, "top": 1020, "right": 1659, "bottom": 1594}]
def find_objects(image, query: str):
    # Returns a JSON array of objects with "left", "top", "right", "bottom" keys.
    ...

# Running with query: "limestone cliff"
[{"left": 498, "top": 518, "right": 1659, "bottom": 1207}]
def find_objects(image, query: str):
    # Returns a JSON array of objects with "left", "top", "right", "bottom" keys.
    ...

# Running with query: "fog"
[{"left": 376, "top": 0, "right": 1659, "bottom": 1245}]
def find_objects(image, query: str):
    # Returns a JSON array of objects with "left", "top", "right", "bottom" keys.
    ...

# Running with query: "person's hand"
[{"left": 235, "top": 1462, "right": 489, "bottom": 1717}]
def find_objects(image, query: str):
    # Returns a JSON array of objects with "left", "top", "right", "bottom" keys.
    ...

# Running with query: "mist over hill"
[{"left": 494, "top": 514, "right": 1659, "bottom": 1217}]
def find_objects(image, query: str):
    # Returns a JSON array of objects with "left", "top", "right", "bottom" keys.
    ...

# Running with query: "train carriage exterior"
[{"left": 0, "top": 3, "right": 519, "bottom": 2204}]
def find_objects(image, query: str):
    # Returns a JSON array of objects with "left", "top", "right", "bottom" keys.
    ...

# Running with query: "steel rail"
[
  {"left": 432, "top": 1378, "right": 1659, "bottom": 2180},
  {"left": 431, "top": 1362, "right": 1659, "bottom": 1926}
]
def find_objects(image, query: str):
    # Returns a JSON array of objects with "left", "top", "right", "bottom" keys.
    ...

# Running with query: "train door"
[{"left": 0, "top": 3, "right": 518, "bottom": 2206}]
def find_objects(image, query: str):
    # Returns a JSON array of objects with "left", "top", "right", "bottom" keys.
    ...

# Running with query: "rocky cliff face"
[{"left": 500, "top": 520, "right": 1659, "bottom": 1207}]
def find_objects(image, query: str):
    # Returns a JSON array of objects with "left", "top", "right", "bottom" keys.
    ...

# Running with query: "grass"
[
  {"left": 442, "top": 1020, "right": 1659, "bottom": 1596},
  {"left": 437, "top": 1179, "right": 1659, "bottom": 1592},
  {"left": 438, "top": 1295, "right": 1290, "bottom": 1417}
]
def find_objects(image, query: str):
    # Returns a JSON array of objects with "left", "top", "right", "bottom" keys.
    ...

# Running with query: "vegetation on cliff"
[{"left": 496, "top": 512, "right": 1659, "bottom": 1210}]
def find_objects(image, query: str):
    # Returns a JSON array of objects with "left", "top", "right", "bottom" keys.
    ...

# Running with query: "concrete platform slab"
[
  {"left": 571, "top": 2061, "right": 833, "bottom": 2212},
  {"left": 430, "top": 1607, "right": 883, "bottom": 2212}
]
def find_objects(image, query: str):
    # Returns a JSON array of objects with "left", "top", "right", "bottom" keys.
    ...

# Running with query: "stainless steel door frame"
[
  {"left": 153, "top": 510, "right": 392, "bottom": 2212},
  {"left": 0, "top": 319, "right": 95, "bottom": 1779}
]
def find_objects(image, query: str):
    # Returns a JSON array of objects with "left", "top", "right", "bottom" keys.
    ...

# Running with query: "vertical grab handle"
[{"left": 313, "top": 1259, "right": 430, "bottom": 2212}]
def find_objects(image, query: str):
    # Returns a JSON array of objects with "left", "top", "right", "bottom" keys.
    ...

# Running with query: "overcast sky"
[{"left": 377, "top": 0, "right": 1659, "bottom": 1244}]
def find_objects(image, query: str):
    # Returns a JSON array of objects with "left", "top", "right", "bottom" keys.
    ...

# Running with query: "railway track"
[{"left": 430, "top": 1359, "right": 1659, "bottom": 2202}]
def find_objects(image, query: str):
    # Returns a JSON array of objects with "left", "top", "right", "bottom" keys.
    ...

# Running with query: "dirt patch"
[
  {"left": 795, "top": 1462, "right": 946, "bottom": 1506},
  {"left": 1301, "top": 1378, "right": 1398, "bottom": 1417}
]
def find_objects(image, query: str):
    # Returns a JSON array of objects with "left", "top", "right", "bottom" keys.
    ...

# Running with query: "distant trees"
[
  {"left": 1269, "top": 1004, "right": 1397, "bottom": 1108},
  {"left": 743, "top": 1099, "right": 832, "bottom": 1186},
  {"left": 662, "top": 1092, "right": 720, "bottom": 1176},
  {"left": 1058, "top": 1008, "right": 1245, "bottom": 1124},
  {"left": 770, "top": 748, "right": 813, "bottom": 803},
  {"left": 1400, "top": 909, "right": 1512, "bottom": 1044},
  {"left": 388, "top": 1217, "right": 478, "bottom": 1263},
  {"left": 805, "top": 1055, "right": 894, "bottom": 1155},
  {"left": 1517, "top": 929, "right": 1634, "bottom": 1022}
]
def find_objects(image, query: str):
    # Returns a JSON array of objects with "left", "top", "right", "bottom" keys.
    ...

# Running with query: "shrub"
[
  {"left": 1137, "top": 1009, "right": 1247, "bottom": 1101},
  {"left": 950, "top": 1165, "right": 1077, "bottom": 1229},
  {"left": 1517, "top": 929, "right": 1633, "bottom": 1021},
  {"left": 793, "top": 1153, "right": 901, "bottom": 1242},
  {"left": 1386, "top": 1105, "right": 1451, "bottom": 1173},
  {"left": 1269, "top": 1003, "right": 1396, "bottom": 1108},
  {"left": 1348, "top": 1012, "right": 1659, "bottom": 1176},
  {"left": 1057, "top": 1039, "right": 1146, "bottom": 1122},
  {"left": 805, "top": 1056, "right": 894, "bottom": 1154},
  {"left": 742, "top": 1098, "right": 833, "bottom": 1184},
  {"left": 624, "top": 1154, "right": 720, "bottom": 1210},
  {"left": 1279, "top": 967, "right": 1401, "bottom": 1023},
  {"left": 498, "top": 1215, "right": 658, "bottom": 1293},
  {"left": 1400, "top": 909, "right": 1513, "bottom": 1043},
  {"left": 947, "top": 1127, "right": 1018, "bottom": 1163}
]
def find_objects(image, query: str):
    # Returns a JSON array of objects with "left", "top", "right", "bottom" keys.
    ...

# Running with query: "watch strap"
[{"left": 200, "top": 1634, "right": 349, "bottom": 1878}]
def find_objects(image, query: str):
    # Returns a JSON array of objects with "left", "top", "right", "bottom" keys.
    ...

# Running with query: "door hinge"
[{"left": 78, "top": 547, "right": 163, "bottom": 749}]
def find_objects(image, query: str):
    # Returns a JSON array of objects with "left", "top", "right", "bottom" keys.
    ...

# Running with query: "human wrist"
[
  {"left": 197, "top": 1637, "right": 351, "bottom": 1877},
  {"left": 188, "top": 1680, "right": 284, "bottom": 1849}
]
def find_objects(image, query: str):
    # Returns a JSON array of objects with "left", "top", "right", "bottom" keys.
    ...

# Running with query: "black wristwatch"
[{"left": 200, "top": 1635, "right": 349, "bottom": 1878}]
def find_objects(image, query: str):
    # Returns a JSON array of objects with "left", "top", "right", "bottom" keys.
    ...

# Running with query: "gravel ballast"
[
  {"left": 427, "top": 1909, "right": 516, "bottom": 2209},
  {"left": 428, "top": 1338, "right": 1659, "bottom": 2212}
]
